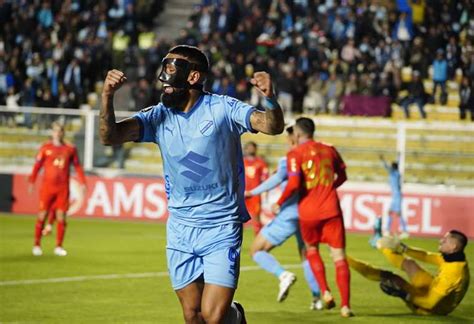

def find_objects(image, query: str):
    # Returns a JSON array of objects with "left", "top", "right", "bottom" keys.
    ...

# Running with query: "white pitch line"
[{"left": 0, "top": 264, "right": 302, "bottom": 287}]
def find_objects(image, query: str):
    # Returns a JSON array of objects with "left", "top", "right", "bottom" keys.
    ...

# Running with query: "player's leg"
[
  {"left": 369, "top": 216, "right": 383, "bottom": 248},
  {"left": 53, "top": 188, "right": 69, "bottom": 256},
  {"left": 324, "top": 216, "right": 353, "bottom": 317},
  {"left": 383, "top": 207, "right": 393, "bottom": 236},
  {"left": 301, "top": 218, "right": 332, "bottom": 302},
  {"left": 392, "top": 206, "right": 409, "bottom": 239},
  {"left": 296, "top": 230, "right": 322, "bottom": 309},
  {"left": 175, "top": 280, "right": 205, "bottom": 324},
  {"left": 33, "top": 189, "right": 55, "bottom": 255},
  {"left": 167, "top": 219, "right": 207, "bottom": 323},
  {"left": 43, "top": 204, "right": 57, "bottom": 236},
  {"left": 200, "top": 223, "right": 246, "bottom": 323},
  {"left": 251, "top": 210, "right": 298, "bottom": 302},
  {"left": 201, "top": 284, "right": 239, "bottom": 324}
]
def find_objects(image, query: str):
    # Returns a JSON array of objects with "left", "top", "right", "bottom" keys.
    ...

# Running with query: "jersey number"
[
  {"left": 53, "top": 157, "right": 66, "bottom": 169},
  {"left": 302, "top": 158, "right": 333, "bottom": 189}
]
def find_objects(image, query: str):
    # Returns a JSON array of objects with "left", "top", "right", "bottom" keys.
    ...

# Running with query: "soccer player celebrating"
[
  {"left": 246, "top": 126, "right": 322, "bottom": 308},
  {"left": 29, "top": 122, "right": 86, "bottom": 256},
  {"left": 243, "top": 141, "right": 269, "bottom": 235},
  {"left": 379, "top": 153, "right": 408, "bottom": 238},
  {"left": 349, "top": 231, "right": 470, "bottom": 315},
  {"left": 100, "top": 45, "right": 284, "bottom": 323},
  {"left": 272, "top": 117, "right": 353, "bottom": 317}
]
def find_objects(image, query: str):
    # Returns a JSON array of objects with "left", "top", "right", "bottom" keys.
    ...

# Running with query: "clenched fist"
[
  {"left": 103, "top": 69, "right": 127, "bottom": 96},
  {"left": 250, "top": 71, "right": 273, "bottom": 98}
]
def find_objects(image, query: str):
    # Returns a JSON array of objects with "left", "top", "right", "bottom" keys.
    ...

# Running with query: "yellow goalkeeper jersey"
[{"left": 406, "top": 248, "right": 470, "bottom": 315}]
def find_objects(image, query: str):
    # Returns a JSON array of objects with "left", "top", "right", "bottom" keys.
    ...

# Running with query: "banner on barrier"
[{"left": 11, "top": 174, "right": 474, "bottom": 238}]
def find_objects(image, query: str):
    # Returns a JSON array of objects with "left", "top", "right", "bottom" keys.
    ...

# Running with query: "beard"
[{"left": 161, "top": 88, "right": 190, "bottom": 110}]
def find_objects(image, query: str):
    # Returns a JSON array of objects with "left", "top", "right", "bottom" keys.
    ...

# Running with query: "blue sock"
[
  {"left": 253, "top": 251, "right": 285, "bottom": 278},
  {"left": 399, "top": 216, "right": 408, "bottom": 232},
  {"left": 303, "top": 260, "right": 320, "bottom": 297}
]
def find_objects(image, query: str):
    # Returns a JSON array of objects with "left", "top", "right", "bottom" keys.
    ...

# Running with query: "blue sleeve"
[
  {"left": 132, "top": 105, "right": 162, "bottom": 143},
  {"left": 250, "top": 158, "right": 287, "bottom": 195},
  {"left": 223, "top": 96, "right": 257, "bottom": 135}
]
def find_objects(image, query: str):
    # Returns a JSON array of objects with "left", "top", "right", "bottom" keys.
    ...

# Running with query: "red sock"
[
  {"left": 307, "top": 249, "right": 329, "bottom": 293},
  {"left": 56, "top": 221, "right": 66, "bottom": 247},
  {"left": 34, "top": 219, "right": 44, "bottom": 246},
  {"left": 335, "top": 259, "right": 351, "bottom": 307}
]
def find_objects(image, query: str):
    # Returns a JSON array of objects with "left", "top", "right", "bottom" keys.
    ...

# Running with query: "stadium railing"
[{"left": 1, "top": 106, "right": 473, "bottom": 187}]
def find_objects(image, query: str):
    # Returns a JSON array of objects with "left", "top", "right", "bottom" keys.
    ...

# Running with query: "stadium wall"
[{"left": 7, "top": 173, "right": 474, "bottom": 238}]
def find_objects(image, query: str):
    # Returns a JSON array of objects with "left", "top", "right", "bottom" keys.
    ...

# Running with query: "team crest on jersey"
[{"left": 199, "top": 120, "right": 214, "bottom": 136}]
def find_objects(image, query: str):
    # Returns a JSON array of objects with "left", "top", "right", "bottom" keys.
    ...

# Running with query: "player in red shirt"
[
  {"left": 273, "top": 117, "right": 353, "bottom": 317},
  {"left": 243, "top": 141, "right": 269, "bottom": 235},
  {"left": 29, "top": 122, "right": 86, "bottom": 256}
]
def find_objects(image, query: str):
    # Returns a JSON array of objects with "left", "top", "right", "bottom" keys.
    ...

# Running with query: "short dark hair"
[
  {"left": 286, "top": 126, "right": 294, "bottom": 135},
  {"left": 245, "top": 141, "right": 257, "bottom": 149},
  {"left": 392, "top": 162, "right": 398, "bottom": 170},
  {"left": 449, "top": 230, "right": 468, "bottom": 251},
  {"left": 295, "top": 117, "right": 315, "bottom": 137},
  {"left": 169, "top": 45, "right": 209, "bottom": 74}
]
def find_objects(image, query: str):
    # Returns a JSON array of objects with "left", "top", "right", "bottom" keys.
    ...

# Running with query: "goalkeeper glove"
[{"left": 376, "top": 236, "right": 407, "bottom": 254}]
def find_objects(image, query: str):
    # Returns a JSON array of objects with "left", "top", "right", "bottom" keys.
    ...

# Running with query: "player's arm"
[
  {"left": 71, "top": 147, "right": 86, "bottom": 185},
  {"left": 249, "top": 72, "right": 284, "bottom": 135},
  {"left": 247, "top": 161, "right": 286, "bottom": 197},
  {"left": 404, "top": 246, "right": 444, "bottom": 266},
  {"left": 100, "top": 70, "right": 141, "bottom": 145},
  {"left": 379, "top": 154, "right": 390, "bottom": 171},
  {"left": 274, "top": 152, "right": 301, "bottom": 209},
  {"left": 333, "top": 148, "right": 347, "bottom": 188},
  {"left": 29, "top": 147, "right": 45, "bottom": 185}
]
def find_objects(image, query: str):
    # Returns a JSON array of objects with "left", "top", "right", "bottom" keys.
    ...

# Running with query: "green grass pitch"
[{"left": 1, "top": 214, "right": 473, "bottom": 323}]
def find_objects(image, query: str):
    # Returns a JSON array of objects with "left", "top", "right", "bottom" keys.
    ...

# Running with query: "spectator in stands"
[
  {"left": 322, "top": 72, "right": 345, "bottom": 115},
  {"left": 432, "top": 49, "right": 448, "bottom": 105},
  {"left": 459, "top": 76, "right": 474, "bottom": 121},
  {"left": 399, "top": 71, "right": 427, "bottom": 119}
]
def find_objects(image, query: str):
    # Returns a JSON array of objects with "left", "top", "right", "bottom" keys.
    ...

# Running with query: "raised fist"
[
  {"left": 250, "top": 71, "right": 273, "bottom": 98},
  {"left": 103, "top": 69, "right": 127, "bottom": 96}
]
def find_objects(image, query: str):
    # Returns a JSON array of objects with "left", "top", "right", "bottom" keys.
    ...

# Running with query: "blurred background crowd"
[{"left": 1, "top": 0, "right": 474, "bottom": 119}]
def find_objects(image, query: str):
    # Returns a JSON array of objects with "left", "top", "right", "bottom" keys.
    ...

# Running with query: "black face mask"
[{"left": 158, "top": 58, "right": 204, "bottom": 90}]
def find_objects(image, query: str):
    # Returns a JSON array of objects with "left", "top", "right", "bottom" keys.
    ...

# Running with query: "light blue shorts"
[
  {"left": 166, "top": 217, "right": 243, "bottom": 290},
  {"left": 260, "top": 204, "right": 304, "bottom": 249}
]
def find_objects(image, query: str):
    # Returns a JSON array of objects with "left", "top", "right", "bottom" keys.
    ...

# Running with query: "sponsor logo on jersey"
[{"left": 179, "top": 151, "right": 212, "bottom": 183}]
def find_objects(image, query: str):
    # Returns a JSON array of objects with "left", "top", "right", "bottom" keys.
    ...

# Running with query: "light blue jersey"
[{"left": 134, "top": 93, "right": 255, "bottom": 227}]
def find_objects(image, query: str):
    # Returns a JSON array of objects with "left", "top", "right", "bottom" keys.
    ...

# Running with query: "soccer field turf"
[{"left": 1, "top": 214, "right": 473, "bottom": 323}]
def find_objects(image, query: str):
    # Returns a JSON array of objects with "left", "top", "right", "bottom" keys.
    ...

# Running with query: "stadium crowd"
[
  {"left": 1, "top": 0, "right": 474, "bottom": 120},
  {"left": 0, "top": 0, "right": 164, "bottom": 114},
  {"left": 185, "top": 0, "right": 474, "bottom": 117}
]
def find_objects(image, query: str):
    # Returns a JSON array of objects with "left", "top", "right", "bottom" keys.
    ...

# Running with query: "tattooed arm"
[
  {"left": 100, "top": 69, "right": 140, "bottom": 145},
  {"left": 249, "top": 72, "right": 285, "bottom": 135}
]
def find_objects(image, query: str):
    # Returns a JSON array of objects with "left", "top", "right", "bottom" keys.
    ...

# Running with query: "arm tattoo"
[
  {"left": 250, "top": 100, "right": 284, "bottom": 135},
  {"left": 99, "top": 94, "right": 117, "bottom": 145}
]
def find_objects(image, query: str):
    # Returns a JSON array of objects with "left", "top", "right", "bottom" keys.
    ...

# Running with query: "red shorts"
[
  {"left": 245, "top": 196, "right": 261, "bottom": 218},
  {"left": 39, "top": 186, "right": 69, "bottom": 213},
  {"left": 299, "top": 215, "right": 346, "bottom": 248}
]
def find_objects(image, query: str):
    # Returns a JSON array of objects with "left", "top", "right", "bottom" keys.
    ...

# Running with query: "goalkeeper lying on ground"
[{"left": 348, "top": 230, "right": 469, "bottom": 315}]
